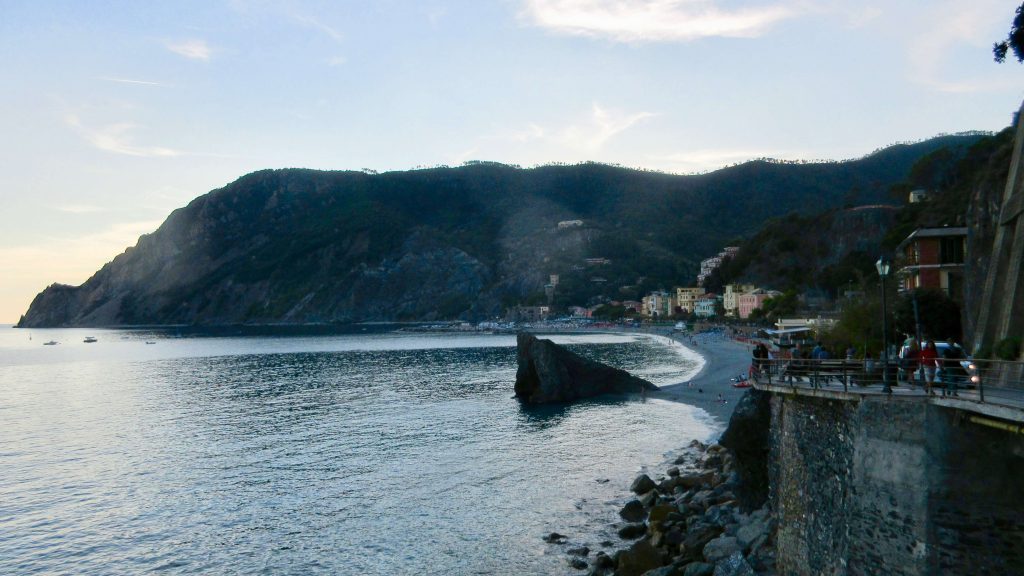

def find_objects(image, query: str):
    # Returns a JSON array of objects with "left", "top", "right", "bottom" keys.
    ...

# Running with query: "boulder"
[
  {"left": 593, "top": 551, "right": 615, "bottom": 569},
  {"left": 683, "top": 563, "right": 715, "bottom": 576},
  {"left": 684, "top": 522, "right": 723, "bottom": 553},
  {"left": 543, "top": 532, "right": 568, "bottom": 543},
  {"left": 568, "top": 546, "right": 591, "bottom": 557},
  {"left": 568, "top": 557, "right": 588, "bottom": 570},
  {"left": 640, "top": 566, "right": 682, "bottom": 576},
  {"left": 631, "top": 474, "right": 658, "bottom": 495},
  {"left": 514, "top": 333, "right": 658, "bottom": 403},
  {"left": 621, "top": 499, "right": 647, "bottom": 522},
  {"left": 711, "top": 551, "right": 755, "bottom": 576},
  {"left": 735, "top": 520, "right": 768, "bottom": 551},
  {"left": 619, "top": 523, "right": 648, "bottom": 539},
  {"left": 616, "top": 537, "right": 665, "bottom": 576},
  {"left": 702, "top": 536, "right": 741, "bottom": 563}
]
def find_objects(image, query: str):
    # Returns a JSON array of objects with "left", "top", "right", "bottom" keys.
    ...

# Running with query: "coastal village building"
[
  {"left": 697, "top": 257, "right": 722, "bottom": 286},
  {"left": 738, "top": 289, "right": 780, "bottom": 319},
  {"left": 509, "top": 306, "right": 550, "bottom": 323},
  {"left": 675, "top": 287, "right": 705, "bottom": 313},
  {"left": 642, "top": 291, "right": 674, "bottom": 318},
  {"left": 696, "top": 246, "right": 741, "bottom": 286},
  {"left": 723, "top": 283, "right": 756, "bottom": 317},
  {"left": 894, "top": 227, "right": 967, "bottom": 300},
  {"left": 694, "top": 294, "right": 721, "bottom": 318}
]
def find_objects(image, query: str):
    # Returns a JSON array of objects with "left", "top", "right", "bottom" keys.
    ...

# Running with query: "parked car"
[{"left": 897, "top": 341, "right": 980, "bottom": 388}]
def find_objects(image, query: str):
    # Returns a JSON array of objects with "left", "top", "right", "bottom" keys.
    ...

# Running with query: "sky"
[{"left": 1, "top": 0, "right": 1022, "bottom": 323}]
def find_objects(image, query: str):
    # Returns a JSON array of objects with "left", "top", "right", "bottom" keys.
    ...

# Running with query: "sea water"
[{"left": 0, "top": 326, "right": 713, "bottom": 575}]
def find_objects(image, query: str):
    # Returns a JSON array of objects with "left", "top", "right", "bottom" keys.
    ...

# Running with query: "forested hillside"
[{"left": 17, "top": 134, "right": 987, "bottom": 326}]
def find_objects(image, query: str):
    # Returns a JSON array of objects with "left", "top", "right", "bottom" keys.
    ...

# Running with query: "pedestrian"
[
  {"left": 941, "top": 338, "right": 966, "bottom": 397},
  {"left": 920, "top": 340, "right": 939, "bottom": 395},
  {"left": 904, "top": 339, "right": 921, "bottom": 388}
]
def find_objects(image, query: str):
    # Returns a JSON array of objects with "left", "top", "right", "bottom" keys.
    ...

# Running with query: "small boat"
[
  {"left": 145, "top": 341, "right": 156, "bottom": 345},
  {"left": 732, "top": 381, "right": 753, "bottom": 389},
  {"left": 43, "top": 340, "right": 59, "bottom": 346},
  {"left": 83, "top": 336, "right": 98, "bottom": 343}
]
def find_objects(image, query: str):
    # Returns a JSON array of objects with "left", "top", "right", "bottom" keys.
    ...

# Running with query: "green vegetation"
[
  {"left": 17, "top": 133, "right": 999, "bottom": 326},
  {"left": 994, "top": 2, "right": 1024, "bottom": 63}
]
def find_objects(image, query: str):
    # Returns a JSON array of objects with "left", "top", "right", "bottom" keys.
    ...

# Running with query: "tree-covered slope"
[{"left": 17, "top": 134, "right": 987, "bottom": 326}]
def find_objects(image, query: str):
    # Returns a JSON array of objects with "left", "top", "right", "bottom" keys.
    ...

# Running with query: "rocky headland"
[{"left": 514, "top": 332, "right": 658, "bottom": 403}]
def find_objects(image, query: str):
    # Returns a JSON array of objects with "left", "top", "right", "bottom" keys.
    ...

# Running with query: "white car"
[{"left": 897, "top": 342, "right": 979, "bottom": 387}]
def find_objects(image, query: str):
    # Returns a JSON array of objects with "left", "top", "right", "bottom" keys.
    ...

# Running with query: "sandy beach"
[{"left": 651, "top": 331, "right": 756, "bottom": 432}]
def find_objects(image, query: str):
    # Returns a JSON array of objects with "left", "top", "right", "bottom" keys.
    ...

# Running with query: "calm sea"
[{"left": 0, "top": 326, "right": 713, "bottom": 575}]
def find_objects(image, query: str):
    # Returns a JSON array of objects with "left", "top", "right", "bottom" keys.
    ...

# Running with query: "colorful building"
[
  {"left": 894, "top": 227, "right": 967, "bottom": 299},
  {"left": 694, "top": 294, "right": 721, "bottom": 318},
  {"left": 675, "top": 287, "right": 704, "bottom": 313},
  {"left": 723, "top": 283, "right": 756, "bottom": 317}
]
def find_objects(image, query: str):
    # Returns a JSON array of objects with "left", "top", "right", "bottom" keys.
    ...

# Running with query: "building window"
[{"left": 939, "top": 237, "right": 964, "bottom": 264}]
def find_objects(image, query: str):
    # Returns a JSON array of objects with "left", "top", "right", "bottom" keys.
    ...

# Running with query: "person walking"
[
  {"left": 904, "top": 339, "right": 921, "bottom": 389},
  {"left": 919, "top": 340, "right": 939, "bottom": 395},
  {"left": 942, "top": 338, "right": 967, "bottom": 397}
]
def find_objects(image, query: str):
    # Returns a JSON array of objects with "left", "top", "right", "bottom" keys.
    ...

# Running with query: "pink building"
[{"left": 738, "top": 290, "right": 776, "bottom": 319}]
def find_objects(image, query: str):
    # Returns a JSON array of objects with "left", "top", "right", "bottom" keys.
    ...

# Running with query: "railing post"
[{"left": 979, "top": 361, "right": 985, "bottom": 403}]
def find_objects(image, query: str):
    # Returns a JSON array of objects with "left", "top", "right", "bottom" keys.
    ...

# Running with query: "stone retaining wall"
[{"left": 769, "top": 393, "right": 1024, "bottom": 575}]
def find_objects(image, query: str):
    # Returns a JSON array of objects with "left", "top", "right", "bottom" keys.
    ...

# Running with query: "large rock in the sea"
[{"left": 514, "top": 333, "right": 657, "bottom": 403}]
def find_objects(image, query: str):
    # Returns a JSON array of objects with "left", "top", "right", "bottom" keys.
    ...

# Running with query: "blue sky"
[{"left": 1, "top": 0, "right": 1022, "bottom": 322}]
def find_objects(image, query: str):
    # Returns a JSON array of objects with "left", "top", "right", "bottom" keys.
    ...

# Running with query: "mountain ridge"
[{"left": 17, "top": 134, "right": 986, "bottom": 327}]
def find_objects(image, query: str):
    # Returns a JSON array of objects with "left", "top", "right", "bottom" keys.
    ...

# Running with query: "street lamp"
[{"left": 876, "top": 255, "right": 892, "bottom": 394}]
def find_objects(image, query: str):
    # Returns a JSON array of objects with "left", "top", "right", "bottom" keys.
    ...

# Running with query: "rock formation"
[{"left": 513, "top": 332, "right": 657, "bottom": 403}]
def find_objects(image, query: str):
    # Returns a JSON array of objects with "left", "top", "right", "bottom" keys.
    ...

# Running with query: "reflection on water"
[{"left": 0, "top": 327, "right": 711, "bottom": 575}]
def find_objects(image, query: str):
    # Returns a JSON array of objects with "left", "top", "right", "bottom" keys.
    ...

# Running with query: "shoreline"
[{"left": 643, "top": 330, "right": 756, "bottom": 436}]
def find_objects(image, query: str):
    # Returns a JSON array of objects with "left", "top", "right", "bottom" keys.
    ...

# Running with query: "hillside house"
[{"left": 895, "top": 227, "right": 967, "bottom": 300}]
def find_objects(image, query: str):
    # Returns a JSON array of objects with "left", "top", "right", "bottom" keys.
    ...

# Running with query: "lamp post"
[{"left": 876, "top": 255, "right": 892, "bottom": 394}]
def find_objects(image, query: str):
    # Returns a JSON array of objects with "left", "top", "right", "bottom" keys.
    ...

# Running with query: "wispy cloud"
[
  {"left": 166, "top": 39, "right": 211, "bottom": 60},
  {"left": 97, "top": 76, "right": 167, "bottom": 87},
  {"left": 497, "top": 103, "right": 654, "bottom": 154},
  {"left": 65, "top": 114, "right": 182, "bottom": 158},
  {"left": 905, "top": 0, "right": 1009, "bottom": 93},
  {"left": 291, "top": 13, "right": 345, "bottom": 42},
  {"left": 563, "top": 103, "right": 656, "bottom": 150},
  {"left": 520, "top": 0, "right": 798, "bottom": 42}
]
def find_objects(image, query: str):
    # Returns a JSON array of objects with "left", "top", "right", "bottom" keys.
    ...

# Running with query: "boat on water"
[
  {"left": 83, "top": 336, "right": 98, "bottom": 343},
  {"left": 43, "top": 340, "right": 59, "bottom": 346},
  {"left": 145, "top": 341, "right": 156, "bottom": 345}
]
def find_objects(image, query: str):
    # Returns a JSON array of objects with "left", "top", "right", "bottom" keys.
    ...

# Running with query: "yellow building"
[{"left": 675, "top": 287, "right": 704, "bottom": 314}]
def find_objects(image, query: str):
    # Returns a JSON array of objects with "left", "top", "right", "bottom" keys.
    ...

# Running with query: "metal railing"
[{"left": 750, "top": 356, "right": 1024, "bottom": 412}]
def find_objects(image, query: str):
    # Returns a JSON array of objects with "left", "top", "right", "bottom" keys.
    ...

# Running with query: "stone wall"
[{"left": 769, "top": 393, "right": 1024, "bottom": 575}]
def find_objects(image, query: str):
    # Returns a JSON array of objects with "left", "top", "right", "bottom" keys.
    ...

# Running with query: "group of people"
[{"left": 901, "top": 338, "right": 967, "bottom": 396}]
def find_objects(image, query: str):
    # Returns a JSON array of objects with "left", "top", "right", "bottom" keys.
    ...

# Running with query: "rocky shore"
[{"left": 544, "top": 332, "right": 775, "bottom": 575}]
